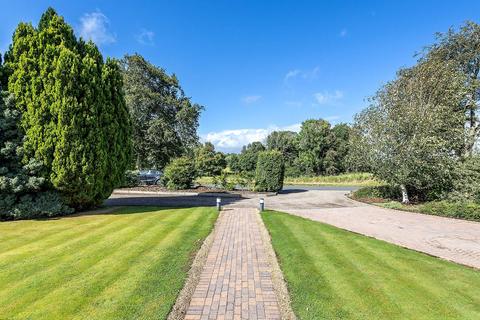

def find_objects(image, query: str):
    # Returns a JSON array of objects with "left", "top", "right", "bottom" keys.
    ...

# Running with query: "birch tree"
[{"left": 350, "top": 60, "right": 467, "bottom": 203}]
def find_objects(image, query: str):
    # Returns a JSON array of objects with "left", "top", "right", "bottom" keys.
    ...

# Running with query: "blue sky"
[{"left": 1, "top": 1, "right": 480, "bottom": 152}]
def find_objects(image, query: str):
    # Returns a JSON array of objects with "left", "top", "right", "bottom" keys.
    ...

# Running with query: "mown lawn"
[
  {"left": 262, "top": 210, "right": 480, "bottom": 320},
  {"left": 0, "top": 206, "right": 217, "bottom": 320}
]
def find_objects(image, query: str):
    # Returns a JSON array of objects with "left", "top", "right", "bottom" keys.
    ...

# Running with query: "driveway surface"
[{"left": 106, "top": 188, "right": 480, "bottom": 269}]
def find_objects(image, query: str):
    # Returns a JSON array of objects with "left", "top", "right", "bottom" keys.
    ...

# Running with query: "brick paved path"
[{"left": 185, "top": 208, "right": 281, "bottom": 320}]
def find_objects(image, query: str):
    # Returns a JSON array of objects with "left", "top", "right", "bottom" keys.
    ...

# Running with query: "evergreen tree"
[
  {"left": 0, "top": 92, "right": 72, "bottom": 219},
  {"left": 5, "top": 8, "right": 132, "bottom": 209}
]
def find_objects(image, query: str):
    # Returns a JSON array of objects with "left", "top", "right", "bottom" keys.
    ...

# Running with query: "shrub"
[
  {"left": 352, "top": 185, "right": 401, "bottom": 201},
  {"left": 419, "top": 201, "right": 480, "bottom": 222},
  {"left": 122, "top": 170, "right": 140, "bottom": 187},
  {"left": 162, "top": 157, "right": 196, "bottom": 190},
  {"left": 212, "top": 171, "right": 235, "bottom": 191},
  {"left": 448, "top": 156, "right": 480, "bottom": 203},
  {"left": 254, "top": 151, "right": 285, "bottom": 192}
]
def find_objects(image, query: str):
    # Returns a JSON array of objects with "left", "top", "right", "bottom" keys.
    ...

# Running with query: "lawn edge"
[
  {"left": 256, "top": 210, "right": 297, "bottom": 320},
  {"left": 167, "top": 209, "right": 222, "bottom": 320}
]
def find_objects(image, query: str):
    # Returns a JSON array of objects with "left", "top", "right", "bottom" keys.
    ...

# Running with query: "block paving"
[{"left": 185, "top": 208, "right": 281, "bottom": 320}]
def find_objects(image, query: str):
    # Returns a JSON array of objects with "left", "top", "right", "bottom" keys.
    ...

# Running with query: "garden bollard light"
[
  {"left": 216, "top": 197, "right": 222, "bottom": 211},
  {"left": 259, "top": 198, "right": 265, "bottom": 212}
]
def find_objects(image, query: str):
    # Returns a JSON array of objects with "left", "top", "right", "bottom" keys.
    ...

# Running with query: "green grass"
[
  {"left": 197, "top": 172, "right": 380, "bottom": 187},
  {"left": 0, "top": 206, "right": 218, "bottom": 320},
  {"left": 284, "top": 172, "right": 380, "bottom": 186},
  {"left": 262, "top": 210, "right": 480, "bottom": 320}
]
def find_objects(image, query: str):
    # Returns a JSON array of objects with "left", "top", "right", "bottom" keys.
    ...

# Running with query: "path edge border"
[
  {"left": 254, "top": 210, "right": 297, "bottom": 320},
  {"left": 167, "top": 210, "right": 223, "bottom": 320}
]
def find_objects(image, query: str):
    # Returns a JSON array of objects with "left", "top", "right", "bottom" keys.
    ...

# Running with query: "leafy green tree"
[
  {"left": 238, "top": 141, "right": 265, "bottom": 173},
  {"left": 121, "top": 54, "right": 203, "bottom": 169},
  {"left": 266, "top": 130, "right": 299, "bottom": 175},
  {"left": 296, "top": 119, "right": 332, "bottom": 175},
  {"left": 350, "top": 60, "right": 466, "bottom": 203},
  {"left": 5, "top": 8, "right": 132, "bottom": 209},
  {"left": 226, "top": 153, "right": 241, "bottom": 173},
  {"left": 194, "top": 142, "right": 226, "bottom": 176},
  {"left": 323, "top": 123, "right": 351, "bottom": 175},
  {"left": 422, "top": 21, "right": 480, "bottom": 155}
]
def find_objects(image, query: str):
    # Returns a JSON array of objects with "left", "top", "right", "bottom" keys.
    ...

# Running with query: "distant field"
[
  {"left": 262, "top": 210, "right": 480, "bottom": 320},
  {"left": 0, "top": 207, "right": 217, "bottom": 320},
  {"left": 197, "top": 172, "right": 380, "bottom": 187}
]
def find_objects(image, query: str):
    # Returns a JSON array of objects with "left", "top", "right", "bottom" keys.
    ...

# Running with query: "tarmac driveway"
[{"left": 106, "top": 188, "right": 480, "bottom": 269}]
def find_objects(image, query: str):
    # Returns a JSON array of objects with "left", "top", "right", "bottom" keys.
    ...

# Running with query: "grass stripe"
[
  {"left": 0, "top": 208, "right": 160, "bottom": 290},
  {"left": 262, "top": 210, "right": 480, "bottom": 320},
  {"left": 15, "top": 208, "right": 207, "bottom": 319},
  {"left": 0, "top": 208, "right": 186, "bottom": 315}
]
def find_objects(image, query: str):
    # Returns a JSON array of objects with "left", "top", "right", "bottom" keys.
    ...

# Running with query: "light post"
[
  {"left": 216, "top": 197, "right": 222, "bottom": 211},
  {"left": 259, "top": 198, "right": 265, "bottom": 212}
]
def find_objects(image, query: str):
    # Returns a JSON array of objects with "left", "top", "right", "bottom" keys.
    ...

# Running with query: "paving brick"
[{"left": 186, "top": 208, "right": 281, "bottom": 319}]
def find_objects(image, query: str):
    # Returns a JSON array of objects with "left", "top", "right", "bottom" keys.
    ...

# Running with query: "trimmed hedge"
[
  {"left": 254, "top": 151, "right": 285, "bottom": 192},
  {"left": 162, "top": 157, "right": 196, "bottom": 190}
]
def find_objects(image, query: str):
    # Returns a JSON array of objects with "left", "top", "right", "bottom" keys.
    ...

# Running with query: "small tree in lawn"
[{"left": 254, "top": 150, "right": 285, "bottom": 192}]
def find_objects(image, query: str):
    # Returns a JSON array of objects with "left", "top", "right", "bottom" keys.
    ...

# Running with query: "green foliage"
[
  {"left": 121, "top": 54, "right": 202, "bottom": 169},
  {"left": 162, "top": 157, "right": 196, "bottom": 190},
  {"left": 122, "top": 170, "right": 140, "bottom": 187},
  {"left": 422, "top": 21, "right": 480, "bottom": 155},
  {"left": 0, "top": 92, "right": 72, "bottom": 220},
  {"left": 238, "top": 141, "right": 265, "bottom": 173},
  {"left": 350, "top": 59, "right": 466, "bottom": 201},
  {"left": 352, "top": 186, "right": 401, "bottom": 201},
  {"left": 212, "top": 171, "right": 236, "bottom": 191},
  {"left": 5, "top": 8, "right": 132, "bottom": 209},
  {"left": 254, "top": 150, "right": 285, "bottom": 192},
  {"left": 295, "top": 119, "right": 331, "bottom": 175},
  {"left": 418, "top": 201, "right": 480, "bottom": 221},
  {"left": 295, "top": 120, "right": 350, "bottom": 176},
  {"left": 194, "top": 142, "right": 226, "bottom": 177},
  {"left": 449, "top": 156, "right": 480, "bottom": 202}
]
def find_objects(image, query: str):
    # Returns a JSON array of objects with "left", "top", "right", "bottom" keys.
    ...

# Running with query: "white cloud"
[
  {"left": 284, "top": 66, "right": 319, "bottom": 84},
  {"left": 339, "top": 28, "right": 348, "bottom": 37},
  {"left": 136, "top": 29, "right": 155, "bottom": 45},
  {"left": 79, "top": 11, "right": 116, "bottom": 45},
  {"left": 202, "top": 123, "right": 301, "bottom": 152},
  {"left": 242, "top": 95, "right": 262, "bottom": 104},
  {"left": 284, "top": 69, "right": 301, "bottom": 82},
  {"left": 314, "top": 90, "right": 344, "bottom": 105}
]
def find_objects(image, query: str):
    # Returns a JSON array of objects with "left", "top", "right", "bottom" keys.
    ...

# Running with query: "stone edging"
[
  {"left": 254, "top": 210, "right": 297, "bottom": 320},
  {"left": 167, "top": 210, "right": 223, "bottom": 320}
]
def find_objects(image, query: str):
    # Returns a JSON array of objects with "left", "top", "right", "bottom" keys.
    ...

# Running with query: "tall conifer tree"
[{"left": 6, "top": 8, "right": 132, "bottom": 209}]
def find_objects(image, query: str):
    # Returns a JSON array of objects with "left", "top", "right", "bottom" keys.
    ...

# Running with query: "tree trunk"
[{"left": 400, "top": 184, "right": 409, "bottom": 204}]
